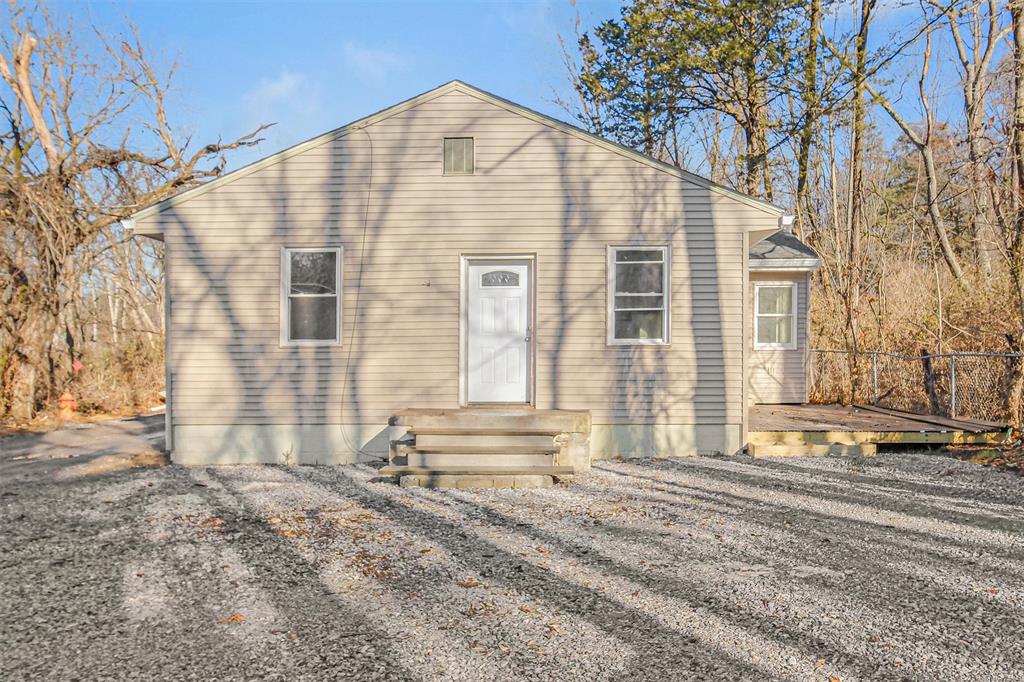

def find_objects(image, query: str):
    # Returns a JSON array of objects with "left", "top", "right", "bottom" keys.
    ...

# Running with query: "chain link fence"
[{"left": 809, "top": 350, "right": 1024, "bottom": 425}]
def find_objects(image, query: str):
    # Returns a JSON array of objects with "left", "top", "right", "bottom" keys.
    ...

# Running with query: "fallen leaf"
[{"left": 217, "top": 613, "right": 246, "bottom": 624}]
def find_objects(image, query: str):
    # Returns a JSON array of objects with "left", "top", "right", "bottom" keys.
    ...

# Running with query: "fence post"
[
  {"left": 871, "top": 353, "right": 879, "bottom": 405},
  {"left": 920, "top": 349, "right": 942, "bottom": 415},
  {"left": 950, "top": 355, "right": 957, "bottom": 419}
]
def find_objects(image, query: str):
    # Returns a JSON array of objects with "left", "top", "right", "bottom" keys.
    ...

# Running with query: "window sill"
[
  {"left": 280, "top": 340, "right": 343, "bottom": 348},
  {"left": 607, "top": 339, "right": 670, "bottom": 347},
  {"left": 754, "top": 343, "right": 798, "bottom": 351}
]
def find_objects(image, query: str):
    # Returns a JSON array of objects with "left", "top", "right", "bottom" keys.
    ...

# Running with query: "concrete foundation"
[{"left": 170, "top": 421, "right": 744, "bottom": 465}]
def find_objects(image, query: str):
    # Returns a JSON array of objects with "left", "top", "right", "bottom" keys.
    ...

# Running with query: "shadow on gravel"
[
  {"left": 191, "top": 469, "right": 420, "bottom": 680},
  {"left": 605, "top": 461, "right": 1024, "bottom": 545},
  {"left": 726, "top": 455, "right": 1024, "bottom": 509},
  {"left": 599, "top": 464, "right": 1024, "bottom": 583},
  {"left": 593, "top": 462, "right": 1024, "bottom": 664},
  {"left": 276, "top": 466, "right": 806, "bottom": 680}
]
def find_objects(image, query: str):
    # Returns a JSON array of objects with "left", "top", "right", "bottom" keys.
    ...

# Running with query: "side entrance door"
[{"left": 466, "top": 259, "right": 532, "bottom": 403}]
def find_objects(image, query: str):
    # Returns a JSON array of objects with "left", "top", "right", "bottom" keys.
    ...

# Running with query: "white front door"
[{"left": 466, "top": 260, "right": 531, "bottom": 403}]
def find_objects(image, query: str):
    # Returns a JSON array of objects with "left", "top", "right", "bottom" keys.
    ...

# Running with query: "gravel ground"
[{"left": 3, "top": 428, "right": 1024, "bottom": 681}]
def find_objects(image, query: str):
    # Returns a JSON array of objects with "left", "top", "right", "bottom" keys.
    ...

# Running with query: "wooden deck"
[{"left": 747, "top": 404, "right": 1010, "bottom": 457}]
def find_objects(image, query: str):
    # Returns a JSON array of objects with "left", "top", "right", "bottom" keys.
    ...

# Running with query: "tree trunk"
[
  {"left": 795, "top": 0, "right": 821, "bottom": 240},
  {"left": 847, "top": 0, "right": 874, "bottom": 311}
]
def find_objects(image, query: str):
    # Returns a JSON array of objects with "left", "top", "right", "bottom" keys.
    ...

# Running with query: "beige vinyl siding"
[
  {"left": 748, "top": 271, "right": 809, "bottom": 404},
  {"left": 139, "top": 88, "right": 780, "bottom": 443}
]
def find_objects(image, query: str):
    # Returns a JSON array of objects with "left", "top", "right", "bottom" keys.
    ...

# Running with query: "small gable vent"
[{"left": 444, "top": 137, "right": 474, "bottom": 175}]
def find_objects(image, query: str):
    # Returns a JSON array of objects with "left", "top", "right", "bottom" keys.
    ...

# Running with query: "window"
[
  {"left": 607, "top": 246, "right": 670, "bottom": 344},
  {"left": 481, "top": 270, "right": 519, "bottom": 287},
  {"left": 443, "top": 137, "right": 474, "bottom": 174},
  {"left": 754, "top": 283, "right": 796, "bottom": 349},
  {"left": 281, "top": 247, "right": 342, "bottom": 345}
]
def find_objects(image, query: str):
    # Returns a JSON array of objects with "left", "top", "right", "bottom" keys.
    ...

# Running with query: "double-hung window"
[
  {"left": 754, "top": 283, "right": 796, "bottom": 349},
  {"left": 281, "top": 247, "right": 342, "bottom": 345},
  {"left": 608, "top": 246, "right": 670, "bottom": 344}
]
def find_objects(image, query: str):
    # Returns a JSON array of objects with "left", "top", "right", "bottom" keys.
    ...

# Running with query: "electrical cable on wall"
[{"left": 339, "top": 126, "right": 375, "bottom": 459}]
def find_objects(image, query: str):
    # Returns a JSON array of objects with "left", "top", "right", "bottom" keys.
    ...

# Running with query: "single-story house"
[{"left": 127, "top": 80, "right": 820, "bottom": 466}]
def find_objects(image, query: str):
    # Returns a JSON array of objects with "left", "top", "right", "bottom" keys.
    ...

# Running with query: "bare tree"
[
  {"left": 931, "top": 0, "right": 1011, "bottom": 275},
  {"left": 821, "top": 20, "right": 966, "bottom": 282},
  {"left": 0, "top": 5, "right": 267, "bottom": 419}
]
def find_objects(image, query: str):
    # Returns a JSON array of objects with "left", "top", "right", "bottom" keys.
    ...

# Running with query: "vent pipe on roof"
[{"left": 779, "top": 215, "right": 795, "bottom": 233}]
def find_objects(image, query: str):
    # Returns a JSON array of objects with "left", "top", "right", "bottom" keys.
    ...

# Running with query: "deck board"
[
  {"left": 749, "top": 404, "right": 1003, "bottom": 434},
  {"left": 747, "top": 404, "right": 1009, "bottom": 455}
]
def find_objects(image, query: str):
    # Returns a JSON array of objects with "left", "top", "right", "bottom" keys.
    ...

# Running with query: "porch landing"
[
  {"left": 748, "top": 404, "right": 1010, "bottom": 457},
  {"left": 380, "top": 407, "right": 592, "bottom": 487}
]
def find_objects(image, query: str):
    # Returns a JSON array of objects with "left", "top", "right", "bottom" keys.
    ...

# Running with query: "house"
[{"left": 126, "top": 80, "right": 820, "bottom": 468}]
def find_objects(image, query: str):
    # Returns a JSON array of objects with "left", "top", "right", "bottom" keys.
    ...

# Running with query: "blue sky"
[
  {"left": 45, "top": 0, "right": 990, "bottom": 173},
  {"left": 54, "top": 0, "right": 621, "bottom": 168}
]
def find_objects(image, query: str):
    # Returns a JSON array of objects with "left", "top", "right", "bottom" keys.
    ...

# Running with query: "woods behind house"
[
  {"left": 3, "top": 1, "right": 1024, "bottom": 424},
  {"left": 561, "top": 0, "right": 1024, "bottom": 419}
]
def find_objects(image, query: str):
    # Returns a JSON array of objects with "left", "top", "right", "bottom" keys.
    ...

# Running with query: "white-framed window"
[
  {"left": 607, "top": 245, "right": 670, "bottom": 345},
  {"left": 754, "top": 282, "right": 797, "bottom": 349},
  {"left": 281, "top": 247, "right": 342, "bottom": 345},
  {"left": 443, "top": 137, "right": 474, "bottom": 175}
]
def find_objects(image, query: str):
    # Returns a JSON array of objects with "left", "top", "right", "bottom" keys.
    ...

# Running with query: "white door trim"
[{"left": 459, "top": 254, "right": 536, "bottom": 406}]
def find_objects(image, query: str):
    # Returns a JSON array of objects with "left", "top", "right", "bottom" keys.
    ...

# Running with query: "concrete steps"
[
  {"left": 387, "top": 407, "right": 591, "bottom": 487},
  {"left": 379, "top": 465, "right": 575, "bottom": 477},
  {"left": 414, "top": 434, "right": 558, "bottom": 452},
  {"left": 400, "top": 449, "right": 555, "bottom": 468}
]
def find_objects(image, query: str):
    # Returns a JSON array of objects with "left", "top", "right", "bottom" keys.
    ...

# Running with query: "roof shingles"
[{"left": 749, "top": 231, "right": 818, "bottom": 260}]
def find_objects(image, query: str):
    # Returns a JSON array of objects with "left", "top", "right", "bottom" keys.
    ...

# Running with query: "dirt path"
[{"left": 0, "top": 413, "right": 165, "bottom": 483}]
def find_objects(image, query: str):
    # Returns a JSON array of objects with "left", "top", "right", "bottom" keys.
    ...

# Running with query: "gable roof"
[
  {"left": 750, "top": 231, "right": 818, "bottom": 260},
  {"left": 749, "top": 230, "right": 820, "bottom": 271},
  {"left": 126, "top": 80, "right": 785, "bottom": 227}
]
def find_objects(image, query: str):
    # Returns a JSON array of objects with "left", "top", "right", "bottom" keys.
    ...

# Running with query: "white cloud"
[
  {"left": 244, "top": 69, "right": 320, "bottom": 124},
  {"left": 242, "top": 69, "right": 324, "bottom": 147},
  {"left": 342, "top": 42, "right": 410, "bottom": 85}
]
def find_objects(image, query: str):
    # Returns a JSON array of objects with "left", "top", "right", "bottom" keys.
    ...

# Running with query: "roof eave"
[
  {"left": 122, "top": 218, "right": 164, "bottom": 241},
  {"left": 748, "top": 258, "right": 821, "bottom": 272}
]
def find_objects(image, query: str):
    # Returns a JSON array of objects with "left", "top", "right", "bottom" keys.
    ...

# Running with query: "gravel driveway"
[{"left": 3, "top": 421, "right": 1024, "bottom": 681}]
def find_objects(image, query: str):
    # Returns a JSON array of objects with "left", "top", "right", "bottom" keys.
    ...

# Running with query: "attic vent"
[{"left": 444, "top": 137, "right": 474, "bottom": 175}]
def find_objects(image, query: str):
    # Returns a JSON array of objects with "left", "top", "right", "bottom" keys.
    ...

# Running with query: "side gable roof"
[
  {"left": 749, "top": 231, "right": 821, "bottom": 271},
  {"left": 750, "top": 231, "right": 818, "bottom": 260},
  {"left": 126, "top": 80, "right": 785, "bottom": 229}
]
